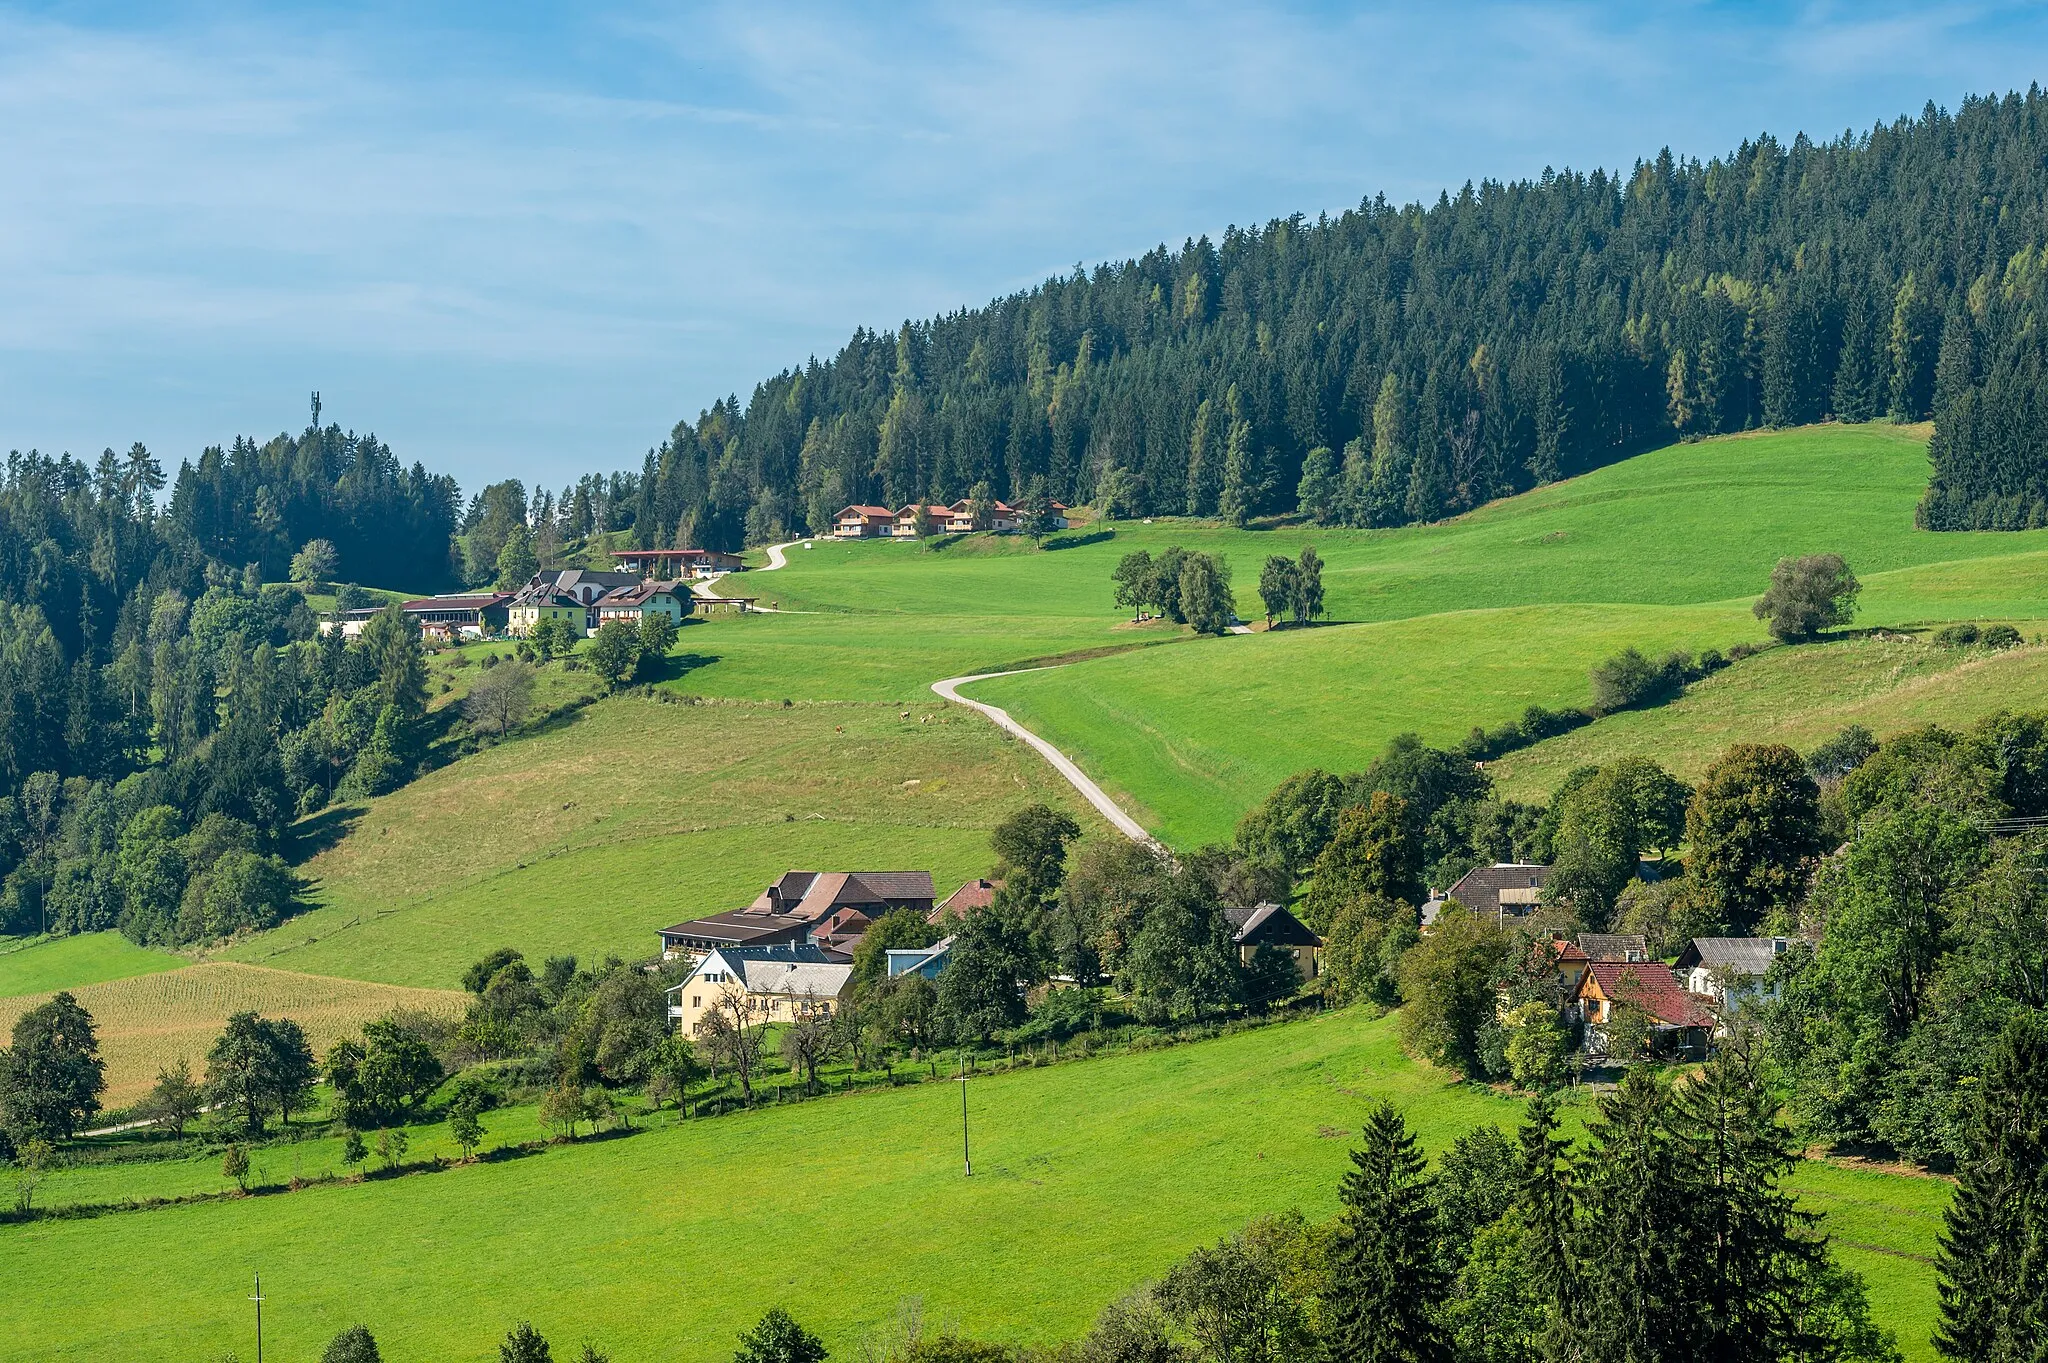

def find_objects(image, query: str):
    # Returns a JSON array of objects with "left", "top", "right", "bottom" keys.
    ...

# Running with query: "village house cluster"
[
  {"left": 322, "top": 548, "right": 752, "bottom": 641},
  {"left": 1429, "top": 862, "right": 1790, "bottom": 1059},
  {"left": 654, "top": 868, "right": 1324, "bottom": 1035},
  {"left": 831, "top": 499, "right": 1072, "bottom": 538}
]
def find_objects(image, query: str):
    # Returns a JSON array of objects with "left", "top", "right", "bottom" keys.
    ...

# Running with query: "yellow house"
[
  {"left": 505, "top": 588, "right": 588, "bottom": 637},
  {"left": 665, "top": 945, "right": 852, "bottom": 1035}
]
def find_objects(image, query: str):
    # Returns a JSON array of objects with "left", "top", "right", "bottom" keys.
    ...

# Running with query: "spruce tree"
[
  {"left": 1320, "top": 1101, "right": 1452, "bottom": 1363},
  {"left": 1935, "top": 1011, "right": 2048, "bottom": 1360},
  {"left": 1514, "top": 1091, "right": 1580, "bottom": 1354},
  {"left": 1572, "top": 1067, "right": 1691, "bottom": 1362}
]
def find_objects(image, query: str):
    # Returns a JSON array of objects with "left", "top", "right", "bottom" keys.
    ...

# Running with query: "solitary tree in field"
[
  {"left": 1293, "top": 545, "right": 1326, "bottom": 625},
  {"left": 637, "top": 609, "right": 678, "bottom": 665},
  {"left": 1112, "top": 549, "right": 1155, "bottom": 619},
  {"left": 500, "top": 1321, "right": 553, "bottom": 1363},
  {"left": 1258, "top": 555, "right": 1299, "bottom": 627},
  {"left": 733, "top": 1308, "right": 827, "bottom": 1363},
  {"left": 463, "top": 660, "right": 534, "bottom": 737},
  {"left": 1753, "top": 553, "right": 1859, "bottom": 642},
  {"left": 0, "top": 991, "right": 105, "bottom": 1142},
  {"left": 586, "top": 620, "right": 642, "bottom": 692},
  {"left": 450, "top": 1094, "right": 485, "bottom": 1162},
  {"left": 322, "top": 1325, "right": 383, "bottom": 1363},
  {"left": 146, "top": 1057, "right": 202, "bottom": 1138},
  {"left": 221, "top": 1142, "right": 250, "bottom": 1192}
]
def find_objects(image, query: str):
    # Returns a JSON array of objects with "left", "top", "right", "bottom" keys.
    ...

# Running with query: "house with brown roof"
[
  {"left": 834, "top": 506, "right": 896, "bottom": 538},
  {"left": 932, "top": 878, "right": 998, "bottom": 922},
  {"left": 657, "top": 870, "right": 936, "bottom": 962},
  {"left": 1577, "top": 933, "right": 1652, "bottom": 963},
  {"left": 1427, "top": 863, "right": 1549, "bottom": 928},
  {"left": 400, "top": 593, "right": 512, "bottom": 639},
  {"left": 1574, "top": 961, "right": 1713, "bottom": 1059},
  {"left": 1224, "top": 902, "right": 1324, "bottom": 982},
  {"left": 944, "top": 499, "right": 1020, "bottom": 533},
  {"left": 892, "top": 504, "right": 953, "bottom": 538},
  {"left": 594, "top": 580, "right": 688, "bottom": 627}
]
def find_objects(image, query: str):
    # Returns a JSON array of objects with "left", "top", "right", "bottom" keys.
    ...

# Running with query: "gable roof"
[
  {"left": 1578, "top": 933, "right": 1651, "bottom": 962},
  {"left": 935, "top": 878, "right": 998, "bottom": 918},
  {"left": 837, "top": 504, "right": 894, "bottom": 519},
  {"left": 597, "top": 580, "right": 682, "bottom": 607},
  {"left": 668, "top": 944, "right": 850, "bottom": 998},
  {"left": 1673, "top": 937, "right": 1792, "bottom": 976},
  {"left": 1445, "top": 863, "right": 1550, "bottom": 916},
  {"left": 1223, "top": 902, "right": 1323, "bottom": 948},
  {"left": 1581, "top": 962, "right": 1714, "bottom": 1028}
]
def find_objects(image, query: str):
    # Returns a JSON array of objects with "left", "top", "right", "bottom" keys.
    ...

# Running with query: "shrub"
[
  {"left": 1933, "top": 622, "right": 1981, "bottom": 649},
  {"left": 1983, "top": 623, "right": 2023, "bottom": 649},
  {"left": 1589, "top": 647, "right": 1692, "bottom": 715}
]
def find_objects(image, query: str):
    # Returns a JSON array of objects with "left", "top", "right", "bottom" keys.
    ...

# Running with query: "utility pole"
[
  {"left": 957, "top": 1048, "right": 972, "bottom": 1177},
  {"left": 249, "top": 1272, "right": 264, "bottom": 1363}
]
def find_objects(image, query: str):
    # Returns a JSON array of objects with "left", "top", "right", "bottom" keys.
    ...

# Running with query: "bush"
[
  {"left": 1933, "top": 622, "right": 1981, "bottom": 649},
  {"left": 1589, "top": 647, "right": 1692, "bottom": 715},
  {"left": 1983, "top": 623, "right": 2023, "bottom": 649}
]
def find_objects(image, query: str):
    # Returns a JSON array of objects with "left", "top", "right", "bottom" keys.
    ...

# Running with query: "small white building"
[{"left": 665, "top": 944, "right": 852, "bottom": 1035}]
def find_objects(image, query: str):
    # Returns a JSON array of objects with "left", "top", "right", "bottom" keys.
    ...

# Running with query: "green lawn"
[
  {"left": 0, "top": 1009, "right": 1944, "bottom": 1363},
  {"left": 0, "top": 933, "right": 182, "bottom": 1000},
  {"left": 225, "top": 693, "right": 1105, "bottom": 989}
]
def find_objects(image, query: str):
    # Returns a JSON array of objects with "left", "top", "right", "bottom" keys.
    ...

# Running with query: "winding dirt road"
[{"left": 732, "top": 536, "right": 1158, "bottom": 844}]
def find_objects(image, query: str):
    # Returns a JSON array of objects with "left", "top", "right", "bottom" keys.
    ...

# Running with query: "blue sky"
[{"left": 5, "top": 2, "right": 2048, "bottom": 495}]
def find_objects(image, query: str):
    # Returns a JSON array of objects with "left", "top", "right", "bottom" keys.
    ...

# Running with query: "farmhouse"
[
  {"left": 1574, "top": 961, "right": 1713, "bottom": 1058},
  {"left": 593, "top": 580, "right": 689, "bottom": 627},
  {"left": 611, "top": 547, "right": 743, "bottom": 578},
  {"left": 657, "top": 870, "right": 937, "bottom": 962},
  {"left": 531, "top": 568, "right": 639, "bottom": 605},
  {"left": 1426, "top": 862, "right": 1550, "bottom": 928},
  {"left": 1224, "top": 902, "right": 1324, "bottom": 981},
  {"left": 1674, "top": 936, "right": 1792, "bottom": 1003},
  {"left": 1577, "top": 933, "right": 1651, "bottom": 963},
  {"left": 944, "top": 500, "right": 1018, "bottom": 533},
  {"left": 834, "top": 505, "right": 895, "bottom": 538},
  {"left": 665, "top": 943, "right": 852, "bottom": 1034}
]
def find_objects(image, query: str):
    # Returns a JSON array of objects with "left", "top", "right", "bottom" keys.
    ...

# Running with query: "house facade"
[
  {"left": 1574, "top": 961, "right": 1713, "bottom": 1058},
  {"left": 665, "top": 944, "right": 853, "bottom": 1034},
  {"left": 834, "top": 506, "right": 895, "bottom": 538},
  {"left": 1224, "top": 902, "right": 1324, "bottom": 981},
  {"left": 505, "top": 587, "right": 587, "bottom": 637},
  {"left": 892, "top": 504, "right": 953, "bottom": 537},
  {"left": 400, "top": 593, "right": 512, "bottom": 639},
  {"left": 594, "top": 580, "right": 688, "bottom": 627},
  {"left": 1673, "top": 936, "right": 1792, "bottom": 1006}
]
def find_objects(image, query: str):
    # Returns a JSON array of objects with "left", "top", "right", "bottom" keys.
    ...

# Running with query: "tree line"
[{"left": 554, "top": 88, "right": 2048, "bottom": 552}]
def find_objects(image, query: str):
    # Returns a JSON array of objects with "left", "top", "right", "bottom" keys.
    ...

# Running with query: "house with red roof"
[
  {"left": 1574, "top": 961, "right": 1713, "bottom": 1059},
  {"left": 833, "top": 506, "right": 896, "bottom": 538}
]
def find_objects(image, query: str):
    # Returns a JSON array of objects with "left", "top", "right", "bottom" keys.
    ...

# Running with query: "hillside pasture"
[
  {"left": 1490, "top": 630, "right": 2048, "bottom": 798},
  {"left": 227, "top": 693, "right": 1102, "bottom": 988},
  {"left": 0, "top": 1008, "right": 1944, "bottom": 1363},
  {"left": 0, "top": 964, "right": 463, "bottom": 1107}
]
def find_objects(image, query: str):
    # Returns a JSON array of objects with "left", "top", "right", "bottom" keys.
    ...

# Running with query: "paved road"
[
  {"left": 687, "top": 538, "right": 811, "bottom": 607},
  {"left": 932, "top": 669, "right": 1157, "bottom": 846}
]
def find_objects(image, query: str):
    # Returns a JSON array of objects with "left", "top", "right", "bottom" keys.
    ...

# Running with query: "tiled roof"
[
  {"left": 1223, "top": 902, "right": 1323, "bottom": 947},
  {"left": 1583, "top": 962, "right": 1714, "bottom": 1028},
  {"left": 1445, "top": 863, "right": 1550, "bottom": 915},
  {"left": 936, "top": 879, "right": 998, "bottom": 917},
  {"left": 1578, "top": 933, "right": 1651, "bottom": 962}
]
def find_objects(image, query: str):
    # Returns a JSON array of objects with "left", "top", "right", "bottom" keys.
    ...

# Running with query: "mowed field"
[
  {"left": 0, "top": 963, "right": 463, "bottom": 1106},
  {"left": 220, "top": 694, "right": 1104, "bottom": 989},
  {"left": 0, "top": 932, "right": 181, "bottom": 998},
  {"left": 0, "top": 1008, "right": 1947, "bottom": 1363}
]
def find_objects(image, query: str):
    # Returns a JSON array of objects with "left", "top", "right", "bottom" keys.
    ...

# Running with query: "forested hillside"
[{"left": 597, "top": 88, "right": 2048, "bottom": 550}]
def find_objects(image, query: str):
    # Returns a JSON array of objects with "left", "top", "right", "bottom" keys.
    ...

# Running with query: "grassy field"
[
  {"left": 221, "top": 692, "right": 1104, "bottom": 989},
  {"left": 0, "top": 964, "right": 464, "bottom": 1107},
  {"left": 0, "top": 1008, "right": 1945, "bottom": 1363},
  {"left": 0, "top": 933, "right": 182, "bottom": 1000},
  {"left": 1490, "top": 631, "right": 2048, "bottom": 798}
]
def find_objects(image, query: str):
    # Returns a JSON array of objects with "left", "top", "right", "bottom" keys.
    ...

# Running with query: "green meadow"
[
  {"left": 0, "top": 1009, "right": 1945, "bottom": 1363},
  {"left": 0, "top": 932, "right": 181, "bottom": 1000},
  {"left": 221, "top": 694, "right": 1104, "bottom": 990}
]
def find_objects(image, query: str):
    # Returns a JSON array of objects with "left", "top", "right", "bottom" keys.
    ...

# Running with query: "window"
[{"left": 691, "top": 996, "right": 700, "bottom": 1008}]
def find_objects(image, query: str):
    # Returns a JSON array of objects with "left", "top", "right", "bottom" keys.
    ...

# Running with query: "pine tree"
[
  {"left": 1218, "top": 388, "right": 1258, "bottom": 527},
  {"left": 1572, "top": 1067, "right": 1691, "bottom": 1362},
  {"left": 1186, "top": 396, "right": 1218, "bottom": 516},
  {"left": 1515, "top": 1092, "right": 1580, "bottom": 1356},
  {"left": 1935, "top": 1011, "right": 2048, "bottom": 1360},
  {"left": 1320, "top": 1101, "right": 1452, "bottom": 1363}
]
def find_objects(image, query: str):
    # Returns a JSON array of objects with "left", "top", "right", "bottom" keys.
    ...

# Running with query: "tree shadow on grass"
[
  {"left": 645, "top": 651, "right": 720, "bottom": 686},
  {"left": 291, "top": 803, "right": 366, "bottom": 860}
]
